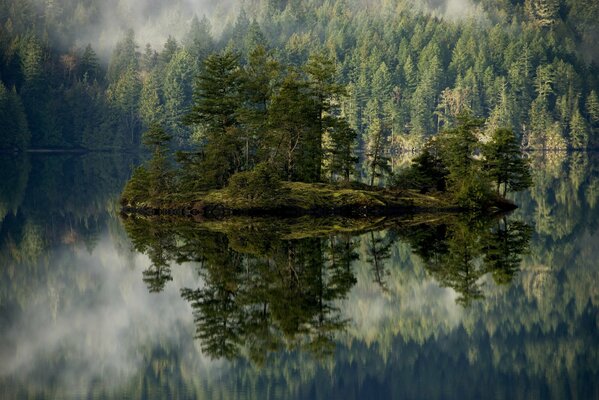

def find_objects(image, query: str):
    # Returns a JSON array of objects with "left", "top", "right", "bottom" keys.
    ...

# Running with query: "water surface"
[{"left": 0, "top": 152, "right": 597, "bottom": 399}]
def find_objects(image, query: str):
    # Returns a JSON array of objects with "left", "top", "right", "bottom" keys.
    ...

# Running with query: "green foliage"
[
  {"left": 184, "top": 51, "right": 242, "bottom": 136},
  {"left": 121, "top": 165, "right": 151, "bottom": 205},
  {"left": 2, "top": 0, "right": 599, "bottom": 153},
  {"left": 483, "top": 128, "right": 533, "bottom": 196},
  {"left": 325, "top": 118, "right": 359, "bottom": 182},
  {"left": 226, "top": 162, "right": 283, "bottom": 201},
  {"left": 122, "top": 124, "right": 173, "bottom": 205},
  {"left": 394, "top": 137, "right": 448, "bottom": 192},
  {"left": 396, "top": 116, "right": 530, "bottom": 208},
  {"left": 0, "top": 83, "right": 29, "bottom": 150}
]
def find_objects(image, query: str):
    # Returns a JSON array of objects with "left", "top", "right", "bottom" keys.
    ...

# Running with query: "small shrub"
[
  {"left": 451, "top": 174, "right": 493, "bottom": 209},
  {"left": 227, "top": 163, "right": 283, "bottom": 201}
]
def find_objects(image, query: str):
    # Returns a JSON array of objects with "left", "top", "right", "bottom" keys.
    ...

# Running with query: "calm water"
[{"left": 0, "top": 152, "right": 598, "bottom": 399}]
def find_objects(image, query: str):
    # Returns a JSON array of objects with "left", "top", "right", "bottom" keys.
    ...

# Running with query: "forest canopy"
[{"left": 0, "top": 0, "right": 598, "bottom": 152}]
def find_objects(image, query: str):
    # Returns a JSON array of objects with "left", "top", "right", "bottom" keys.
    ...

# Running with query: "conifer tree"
[
  {"left": 184, "top": 51, "right": 242, "bottom": 137},
  {"left": 483, "top": 128, "right": 532, "bottom": 197}
]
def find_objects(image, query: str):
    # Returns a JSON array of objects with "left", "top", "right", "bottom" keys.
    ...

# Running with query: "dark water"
[{"left": 0, "top": 152, "right": 598, "bottom": 399}]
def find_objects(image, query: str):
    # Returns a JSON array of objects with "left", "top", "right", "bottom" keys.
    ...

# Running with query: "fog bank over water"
[{"left": 0, "top": 233, "right": 216, "bottom": 393}]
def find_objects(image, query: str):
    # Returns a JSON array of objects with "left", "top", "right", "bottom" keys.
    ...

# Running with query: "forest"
[{"left": 1, "top": 0, "right": 598, "bottom": 153}]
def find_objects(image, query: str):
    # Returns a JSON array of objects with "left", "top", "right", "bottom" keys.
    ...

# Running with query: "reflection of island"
[
  {"left": 399, "top": 216, "right": 531, "bottom": 306},
  {"left": 122, "top": 213, "right": 531, "bottom": 360}
]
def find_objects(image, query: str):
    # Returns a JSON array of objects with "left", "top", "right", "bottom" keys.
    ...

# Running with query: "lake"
[{"left": 0, "top": 152, "right": 597, "bottom": 399}]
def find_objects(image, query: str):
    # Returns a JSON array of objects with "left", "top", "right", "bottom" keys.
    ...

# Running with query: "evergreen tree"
[
  {"left": 366, "top": 117, "right": 391, "bottom": 187},
  {"left": 139, "top": 73, "right": 164, "bottom": 128},
  {"left": 569, "top": 107, "right": 588, "bottom": 150},
  {"left": 185, "top": 15, "right": 214, "bottom": 62},
  {"left": 268, "top": 71, "right": 316, "bottom": 180},
  {"left": 107, "top": 29, "right": 139, "bottom": 83},
  {"left": 78, "top": 44, "right": 100, "bottom": 82},
  {"left": 440, "top": 115, "right": 493, "bottom": 207},
  {"left": 239, "top": 45, "right": 280, "bottom": 169},
  {"left": 122, "top": 123, "right": 173, "bottom": 205},
  {"left": 142, "top": 124, "right": 174, "bottom": 199},
  {"left": 107, "top": 66, "right": 142, "bottom": 147},
  {"left": 184, "top": 51, "right": 242, "bottom": 137},
  {"left": 483, "top": 128, "right": 532, "bottom": 197},
  {"left": 304, "top": 51, "right": 345, "bottom": 181},
  {"left": 159, "top": 36, "right": 179, "bottom": 67},
  {"left": 162, "top": 49, "right": 195, "bottom": 146},
  {"left": 0, "top": 83, "right": 29, "bottom": 149},
  {"left": 325, "top": 118, "right": 358, "bottom": 182}
]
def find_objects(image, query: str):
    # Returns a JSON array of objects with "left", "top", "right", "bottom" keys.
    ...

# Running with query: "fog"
[
  {"left": 341, "top": 252, "right": 464, "bottom": 346},
  {"left": 414, "top": 0, "right": 482, "bottom": 20},
  {"left": 0, "top": 233, "right": 223, "bottom": 396},
  {"left": 30, "top": 0, "right": 484, "bottom": 60},
  {"left": 36, "top": 0, "right": 240, "bottom": 59}
]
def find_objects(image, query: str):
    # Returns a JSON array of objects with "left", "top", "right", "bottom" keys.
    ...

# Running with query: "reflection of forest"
[
  {"left": 123, "top": 211, "right": 531, "bottom": 361},
  {"left": 0, "top": 154, "right": 134, "bottom": 265},
  {"left": 1, "top": 153, "right": 599, "bottom": 399}
]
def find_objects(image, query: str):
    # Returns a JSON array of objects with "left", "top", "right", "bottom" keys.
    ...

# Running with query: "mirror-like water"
[{"left": 0, "top": 152, "right": 597, "bottom": 399}]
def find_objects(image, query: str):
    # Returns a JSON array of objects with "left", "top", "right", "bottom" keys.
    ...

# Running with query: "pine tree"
[
  {"left": 107, "top": 66, "right": 142, "bottom": 147},
  {"left": 162, "top": 49, "right": 195, "bottom": 146},
  {"left": 304, "top": 51, "right": 345, "bottom": 181},
  {"left": 569, "top": 107, "right": 588, "bottom": 149},
  {"left": 239, "top": 45, "right": 280, "bottom": 168},
  {"left": 78, "top": 44, "right": 100, "bottom": 82},
  {"left": 139, "top": 73, "right": 164, "bottom": 128},
  {"left": 326, "top": 118, "right": 358, "bottom": 182},
  {"left": 142, "top": 123, "right": 174, "bottom": 200},
  {"left": 184, "top": 51, "right": 242, "bottom": 137},
  {"left": 107, "top": 29, "right": 139, "bottom": 83},
  {"left": 483, "top": 128, "right": 532, "bottom": 197},
  {"left": 366, "top": 117, "right": 391, "bottom": 187},
  {"left": 160, "top": 36, "right": 179, "bottom": 66},
  {"left": 185, "top": 15, "right": 214, "bottom": 61},
  {"left": 0, "top": 82, "right": 30, "bottom": 150},
  {"left": 268, "top": 71, "right": 315, "bottom": 181}
]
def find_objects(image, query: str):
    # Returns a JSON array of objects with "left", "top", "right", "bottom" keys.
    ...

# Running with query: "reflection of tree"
[
  {"left": 122, "top": 217, "right": 175, "bottom": 293},
  {"left": 122, "top": 212, "right": 531, "bottom": 362},
  {"left": 484, "top": 217, "right": 532, "bottom": 285},
  {"left": 366, "top": 231, "right": 392, "bottom": 291},
  {"left": 123, "top": 218, "right": 357, "bottom": 362},
  {"left": 434, "top": 222, "right": 485, "bottom": 306},
  {"left": 181, "top": 234, "right": 246, "bottom": 360},
  {"left": 397, "top": 216, "right": 531, "bottom": 306}
]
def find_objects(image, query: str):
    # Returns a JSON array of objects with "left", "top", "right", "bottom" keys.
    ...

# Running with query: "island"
[{"left": 120, "top": 51, "right": 532, "bottom": 218}]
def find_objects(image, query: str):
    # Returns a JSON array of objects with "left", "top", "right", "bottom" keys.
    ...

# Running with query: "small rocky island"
[{"left": 120, "top": 52, "right": 531, "bottom": 218}]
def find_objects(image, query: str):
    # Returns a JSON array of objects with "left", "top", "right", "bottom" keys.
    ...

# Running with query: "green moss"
[{"left": 122, "top": 179, "right": 514, "bottom": 217}]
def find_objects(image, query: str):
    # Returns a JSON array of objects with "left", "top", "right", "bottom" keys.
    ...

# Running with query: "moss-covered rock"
[{"left": 120, "top": 180, "right": 515, "bottom": 218}]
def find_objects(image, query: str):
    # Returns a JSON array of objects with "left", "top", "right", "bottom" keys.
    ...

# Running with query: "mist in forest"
[
  {"left": 31, "top": 0, "right": 238, "bottom": 59},
  {"left": 28, "top": 0, "right": 485, "bottom": 59}
]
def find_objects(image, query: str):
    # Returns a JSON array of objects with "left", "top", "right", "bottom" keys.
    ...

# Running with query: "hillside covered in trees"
[{"left": 1, "top": 0, "right": 598, "bottom": 152}]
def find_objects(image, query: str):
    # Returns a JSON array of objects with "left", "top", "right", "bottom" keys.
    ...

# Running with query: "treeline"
[{"left": 1, "top": 0, "right": 598, "bottom": 151}]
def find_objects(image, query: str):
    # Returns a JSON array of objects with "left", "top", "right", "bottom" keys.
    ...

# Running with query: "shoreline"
[{"left": 120, "top": 182, "right": 517, "bottom": 219}]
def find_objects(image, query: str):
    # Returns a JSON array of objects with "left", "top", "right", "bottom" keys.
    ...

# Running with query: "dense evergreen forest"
[{"left": 1, "top": 0, "right": 598, "bottom": 152}]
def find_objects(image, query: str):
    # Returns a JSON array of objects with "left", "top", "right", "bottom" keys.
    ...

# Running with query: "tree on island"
[
  {"left": 483, "top": 128, "right": 532, "bottom": 197},
  {"left": 122, "top": 45, "right": 533, "bottom": 213},
  {"left": 179, "top": 49, "right": 358, "bottom": 189},
  {"left": 396, "top": 114, "right": 532, "bottom": 208},
  {"left": 325, "top": 118, "right": 359, "bottom": 183},
  {"left": 121, "top": 123, "right": 173, "bottom": 205}
]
